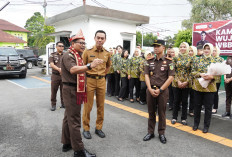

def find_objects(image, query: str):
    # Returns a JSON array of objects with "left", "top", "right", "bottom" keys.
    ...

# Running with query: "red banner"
[{"left": 192, "top": 20, "right": 232, "bottom": 56}]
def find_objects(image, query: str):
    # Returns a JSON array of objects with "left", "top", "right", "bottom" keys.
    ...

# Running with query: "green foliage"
[
  {"left": 182, "top": 0, "right": 232, "bottom": 29},
  {"left": 174, "top": 29, "right": 192, "bottom": 47},
  {"left": 136, "top": 31, "right": 157, "bottom": 47},
  {"left": 24, "top": 12, "right": 55, "bottom": 54},
  {"left": 164, "top": 36, "right": 175, "bottom": 48}
]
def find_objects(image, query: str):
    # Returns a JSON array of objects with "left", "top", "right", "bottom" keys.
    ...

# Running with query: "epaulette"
[
  {"left": 103, "top": 47, "right": 109, "bottom": 53},
  {"left": 88, "top": 46, "right": 94, "bottom": 50},
  {"left": 165, "top": 57, "right": 172, "bottom": 61},
  {"left": 68, "top": 53, "right": 75, "bottom": 59}
]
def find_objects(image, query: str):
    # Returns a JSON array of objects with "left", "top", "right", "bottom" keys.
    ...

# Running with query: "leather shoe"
[
  {"left": 62, "top": 144, "right": 72, "bottom": 152},
  {"left": 74, "top": 149, "right": 96, "bottom": 157},
  {"left": 83, "top": 130, "right": 92, "bottom": 139},
  {"left": 203, "top": 128, "right": 208, "bottom": 133},
  {"left": 222, "top": 112, "right": 231, "bottom": 117},
  {"left": 95, "top": 129, "right": 105, "bottom": 138},
  {"left": 60, "top": 104, "right": 65, "bottom": 108},
  {"left": 192, "top": 125, "right": 198, "bottom": 131},
  {"left": 139, "top": 101, "right": 146, "bottom": 105},
  {"left": 50, "top": 105, "right": 56, "bottom": 111},
  {"left": 159, "top": 134, "right": 167, "bottom": 144},
  {"left": 143, "top": 133, "right": 154, "bottom": 141}
]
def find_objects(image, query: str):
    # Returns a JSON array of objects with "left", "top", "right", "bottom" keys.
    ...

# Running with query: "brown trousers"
[
  {"left": 61, "top": 85, "right": 84, "bottom": 151},
  {"left": 51, "top": 74, "right": 63, "bottom": 106},
  {"left": 82, "top": 77, "right": 106, "bottom": 131},
  {"left": 146, "top": 88, "right": 168, "bottom": 135},
  {"left": 225, "top": 81, "right": 232, "bottom": 113}
]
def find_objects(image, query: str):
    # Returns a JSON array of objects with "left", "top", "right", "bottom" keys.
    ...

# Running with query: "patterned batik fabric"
[
  {"left": 128, "top": 57, "right": 143, "bottom": 78},
  {"left": 119, "top": 57, "right": 130, "bottom": 78}
]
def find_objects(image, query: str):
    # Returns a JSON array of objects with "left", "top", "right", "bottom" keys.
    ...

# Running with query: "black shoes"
[
  {"left": 203, "top": 128, "right": 208, "bottom": 133},
  {"left": 171, "top": 119, "right": 177, "bottom": 124},
  {"left": 168, "top": 107, "right": 173, "bottom": 111},
  {"left": 74, "top": 149, "right": 96, "bottom": 157},
  {"left": 143, "top": 133, "right": 154, "bottom": 141},
  {"left": 181, "top": 120, "right": 187, "bottom": 125},
  {"left": 95, "top": 129, "right": 105, "bottom": 138},
  {"left": 50, "top": 105, "right": 56, "bottom": 111},
  {"left": 222, "top": 112, "right": 231, "bottom": 117},
  {"left": 192, "top": 125, "right": 198, "bottom": 131},
  {"left": 139, "top": 101, "right": 146, "bottom": 105},
  {"left": 83, "top": 130, "right": 92, "bottom": 139},
  {"left": 62, "top": 144, "right": 72, "bottom": 152},
  {"left": 60, "top": 104, "right": 65, "bottom": 108},
  {"left": 159, "top": 134, "right": 167, "bottom": 144}
]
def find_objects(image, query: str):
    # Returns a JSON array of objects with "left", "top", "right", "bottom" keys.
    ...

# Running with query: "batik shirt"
[
  {"left": 128, "top": 56, "right": 142, "bottom": 78},
  {"left": 107, "top": 54, "right": 115, "bottom": 74},
  {"left": 191, "top": 55, "right": 217, "bottom": 92},
  {"left": 172, "top": 54, "right": 193, "bottom": 88},
  {"left": 213, "top": 56, "right": 224, "bottom": 83},
  {"left": 139, "top": 58, "right": 146, "bottom": 81},
  {"left": 112, "top": 53, "right": 121, "bottom": 72},
  {"left": 119, "top": 57, "right": 129, "bottom": 78}
]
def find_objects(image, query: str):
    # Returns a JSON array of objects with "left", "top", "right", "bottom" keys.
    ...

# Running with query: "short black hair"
[
  {"left": 95, "top": 30, "right": 106, "bottom": 38},
  {"left": 116, "top": 45, "right": 123, "bottom": 50},
  {"left": 201, "top": 31, "right": 207, "bottom": 35},
  {"left": 121, "top": 50, "right": 129, "bottom": 58},
  {"left": 56, "top": 41, "right": 64, "bottom": 46}
]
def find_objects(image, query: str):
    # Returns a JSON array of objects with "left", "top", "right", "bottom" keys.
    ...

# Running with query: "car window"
[
  {"left": 16, "top": 49, "right": 34, "bottom": 57},
  {"left": 0, "top": 48, "right": 18, "bottom": 56}
]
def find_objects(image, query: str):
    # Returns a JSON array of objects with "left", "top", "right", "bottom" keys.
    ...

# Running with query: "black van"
[
  {"left": 16, "top": 49, "right": 38, "bottom": 69},
  {"left": 0, "top": 47, "right": 27, "bottom": 78}
]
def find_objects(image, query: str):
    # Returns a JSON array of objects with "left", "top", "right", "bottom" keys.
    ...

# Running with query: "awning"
[{"left": 46, "top": 31, "right": 72, "bottom": 37}]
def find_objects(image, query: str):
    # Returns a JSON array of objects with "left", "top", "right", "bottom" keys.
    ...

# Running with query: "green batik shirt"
[
  {"left": 172, "top": 54, "right": 193, "bottom": 88},
  {"left": 128, "top": 57, "right": 142, "bottom": 78},
  {"left": 112, "top": 53, "right": 121, "bottom": 71},
  {"left": 107, "top": 54, "right": 115, "bottom": 74},
  {"left": 213, "top": 56, "right": 224, "bottom": 83},
  {"left": 191, "top": 55, "right": 217, "bottom": 92},
  {"left": 119, "top": 57, "right": 129, "bottom": 78},
  {"left": 139, "top": 58, "right": 146, "bottom": 81}
]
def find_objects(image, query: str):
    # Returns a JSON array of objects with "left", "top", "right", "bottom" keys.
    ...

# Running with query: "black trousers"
[
  {"left": 118, "top": 77, "right": 129, "bottom": 99},
  {"left": 189, "top": 88, "right": 195, "bottom": 112},
  {"left": 114, "top": 72, "right": 121, "bottom": 96},
  {"left": 129, "top": 78, "right": 141, "bottom": 99},
  {"left": 140, "top": 81, "right": 147, "bottom": 102},
  {"left": 106, "top": 73, "right": 115, "bottom": 96},
  {"left": 213, "top": 83, "right": 221, "bottom": 109},
  {"left": 172, "top": 87, "right": 190, "bottom": 120},
  {"left": 194, "top": 91, "right": 214, "bottom": 128},
  {"left": 225, "top": 81, "right": 232, "bottom": 113},
  {"left": 168, "top": 85, "right": 174, "bottom": 108}
]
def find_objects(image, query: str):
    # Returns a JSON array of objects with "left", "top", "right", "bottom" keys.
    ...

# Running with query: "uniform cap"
[
  {"left": 152, "top": 39, "right": 165, "bottom": 46},
  {"left": 69, "top": 29, "right": 85, "bottom": 42}
]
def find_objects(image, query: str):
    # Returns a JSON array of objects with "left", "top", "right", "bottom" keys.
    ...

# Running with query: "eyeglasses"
[
  {"left": 58, "top": 45, "right": 64, "bottom": 47},
  {"left": 75, "top": 42, "right": 86, "bottom": 45}
]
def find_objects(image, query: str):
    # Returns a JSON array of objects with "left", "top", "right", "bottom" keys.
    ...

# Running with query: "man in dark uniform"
[
  {"left": 82, "top": 30, "right": 111, "bottom": 139},
  {"left": 197, "top": 31, "right": 209, "bottom": 47},
  {"left": 143, "top": 40, "right": 175, "bottom": 144},
  {"left": 49, "top": 41, "right": 65, "bottom": 111},
  {"left": 61, "top": 29, "right": 102, "bottom": 157}
]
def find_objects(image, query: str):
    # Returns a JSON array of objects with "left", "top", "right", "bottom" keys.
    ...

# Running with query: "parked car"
[
  {"left": 0, "top": 47, "right": 27, "bottom": 78},
  {"left": 38, "top": 55, "right": 47, "bottom": 67},
  {"left": 16, "top": 49, "right": 38, "bottom": 69}
]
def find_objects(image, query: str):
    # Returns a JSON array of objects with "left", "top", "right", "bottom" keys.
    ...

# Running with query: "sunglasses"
[
  {"left": 74, "top": 42, "right": 86, "bottom": 45},
  {"left": 58, "top": 45, "right": 64, "bottom": 47}
]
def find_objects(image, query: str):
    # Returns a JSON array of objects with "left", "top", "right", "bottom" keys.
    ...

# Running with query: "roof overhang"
[
  {"left": 46, "top": 5, "right": 149, "bottom": 26},
  {"left": 46, "top": 31, "right": 72, "bottom": 37}
]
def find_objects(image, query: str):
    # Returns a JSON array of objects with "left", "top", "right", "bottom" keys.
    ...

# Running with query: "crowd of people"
[{"left": 106, "top": 42, "right": 232, "bottom": 134}]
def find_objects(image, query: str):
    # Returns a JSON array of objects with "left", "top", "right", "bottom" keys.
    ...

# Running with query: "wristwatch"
[
  {"left": 86, "top": 63, "right": 92, "bottom": 70},
  {"left": 159, "top": 88, "right": 163, "bottom": 93}
]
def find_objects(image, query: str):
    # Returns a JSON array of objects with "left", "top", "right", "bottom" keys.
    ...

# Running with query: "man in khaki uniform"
[
  {"left": 49, "top": 41, "right": 64, "bottom": 111},
  {"left": 82, "top": 30, "right": 111, "bottom": 139}
]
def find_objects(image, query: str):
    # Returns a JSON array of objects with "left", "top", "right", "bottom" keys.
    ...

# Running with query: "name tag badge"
[
  {"left": 162, "top": 65, "right": 167, "bottom": 67},
  {"left": 90, "top": 55, "right": 95, "bottom": 57}
]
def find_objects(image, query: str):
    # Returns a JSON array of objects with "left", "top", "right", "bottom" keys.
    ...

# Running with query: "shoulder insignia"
[
  {"left": 68, "top": 53, "right": 75, "bottom": 59},
  {"left": 88, "top": 46, "right": 94, "bottom": 50},
  {"left": 165, "top": 57, "right": 172, "bottom": 61},
  {"left": 103, "top": 47, "right": 109, "bottom": 53}
]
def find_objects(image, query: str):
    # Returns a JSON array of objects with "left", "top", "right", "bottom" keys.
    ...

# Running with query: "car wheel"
[
  {"left": 27, "top": 62, "right": 33, "bottom": 69},
  {"left": 19, "top": 73, "right": 27, "bottom": 78}
]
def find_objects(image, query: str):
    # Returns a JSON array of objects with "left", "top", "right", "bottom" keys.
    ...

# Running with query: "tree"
[
  {"left": 174, "top": 29, "right": 192, "bottom": 47},
  {"left": 164, "top": 36, "right": 175, "bottom": 48},
  {"left": 136, "top": 31, "right": 157, "bottom": 47},
  {"left": 25, "top": 12, "right": 55, "bottom": 54},
  {"left": 182, "top": 0, "right": 232, "bottom": 29}
]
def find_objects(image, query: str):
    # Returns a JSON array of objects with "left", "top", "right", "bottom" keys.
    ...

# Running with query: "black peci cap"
[{"left": 152, "top": 39, "right": 165, "bottom": 46}]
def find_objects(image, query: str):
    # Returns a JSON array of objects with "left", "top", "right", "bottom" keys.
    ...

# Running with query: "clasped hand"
[{"left": 91, "top": 58, "right": 104, "bottom": 68}]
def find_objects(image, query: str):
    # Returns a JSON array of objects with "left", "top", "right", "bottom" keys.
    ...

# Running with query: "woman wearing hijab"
[
  {"left": 171, "top": 42, "right": 192, "bottom": 125},
  {"left": 128, "top": 48, "right": 142, "bottom": 103},
  {"left": 211, "top": 46, "right": 224, "bottom": 114},
  {"left": 191, "top": 43, "right": 217, "bottom": 133},
  {"left": 188, "top": 46, "right": 197, "bottom": 117}
]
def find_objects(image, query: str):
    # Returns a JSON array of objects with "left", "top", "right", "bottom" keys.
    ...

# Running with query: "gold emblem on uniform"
[
  {"left": 169, "top": 63, "right": 174, "bottom": 70},
  {"left": 150, "top": 71, "right": 153, "bottom": 76},
  {"left": 163, "top": 61, "right": 166, "bottom": 64}
]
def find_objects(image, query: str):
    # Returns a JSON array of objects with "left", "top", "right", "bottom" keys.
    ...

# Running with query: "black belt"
[
  {"left": 86, "top": 74, "right": 105, "bottom": 79},
  {"left": 63, "top": 82, "right": 77, "bottom": 87},
  {"left": 151, "top": 85, "right": 160, "bottom": 89},
  {"left": 52, "top": 72, "right": 60, "bottom": 76}
]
